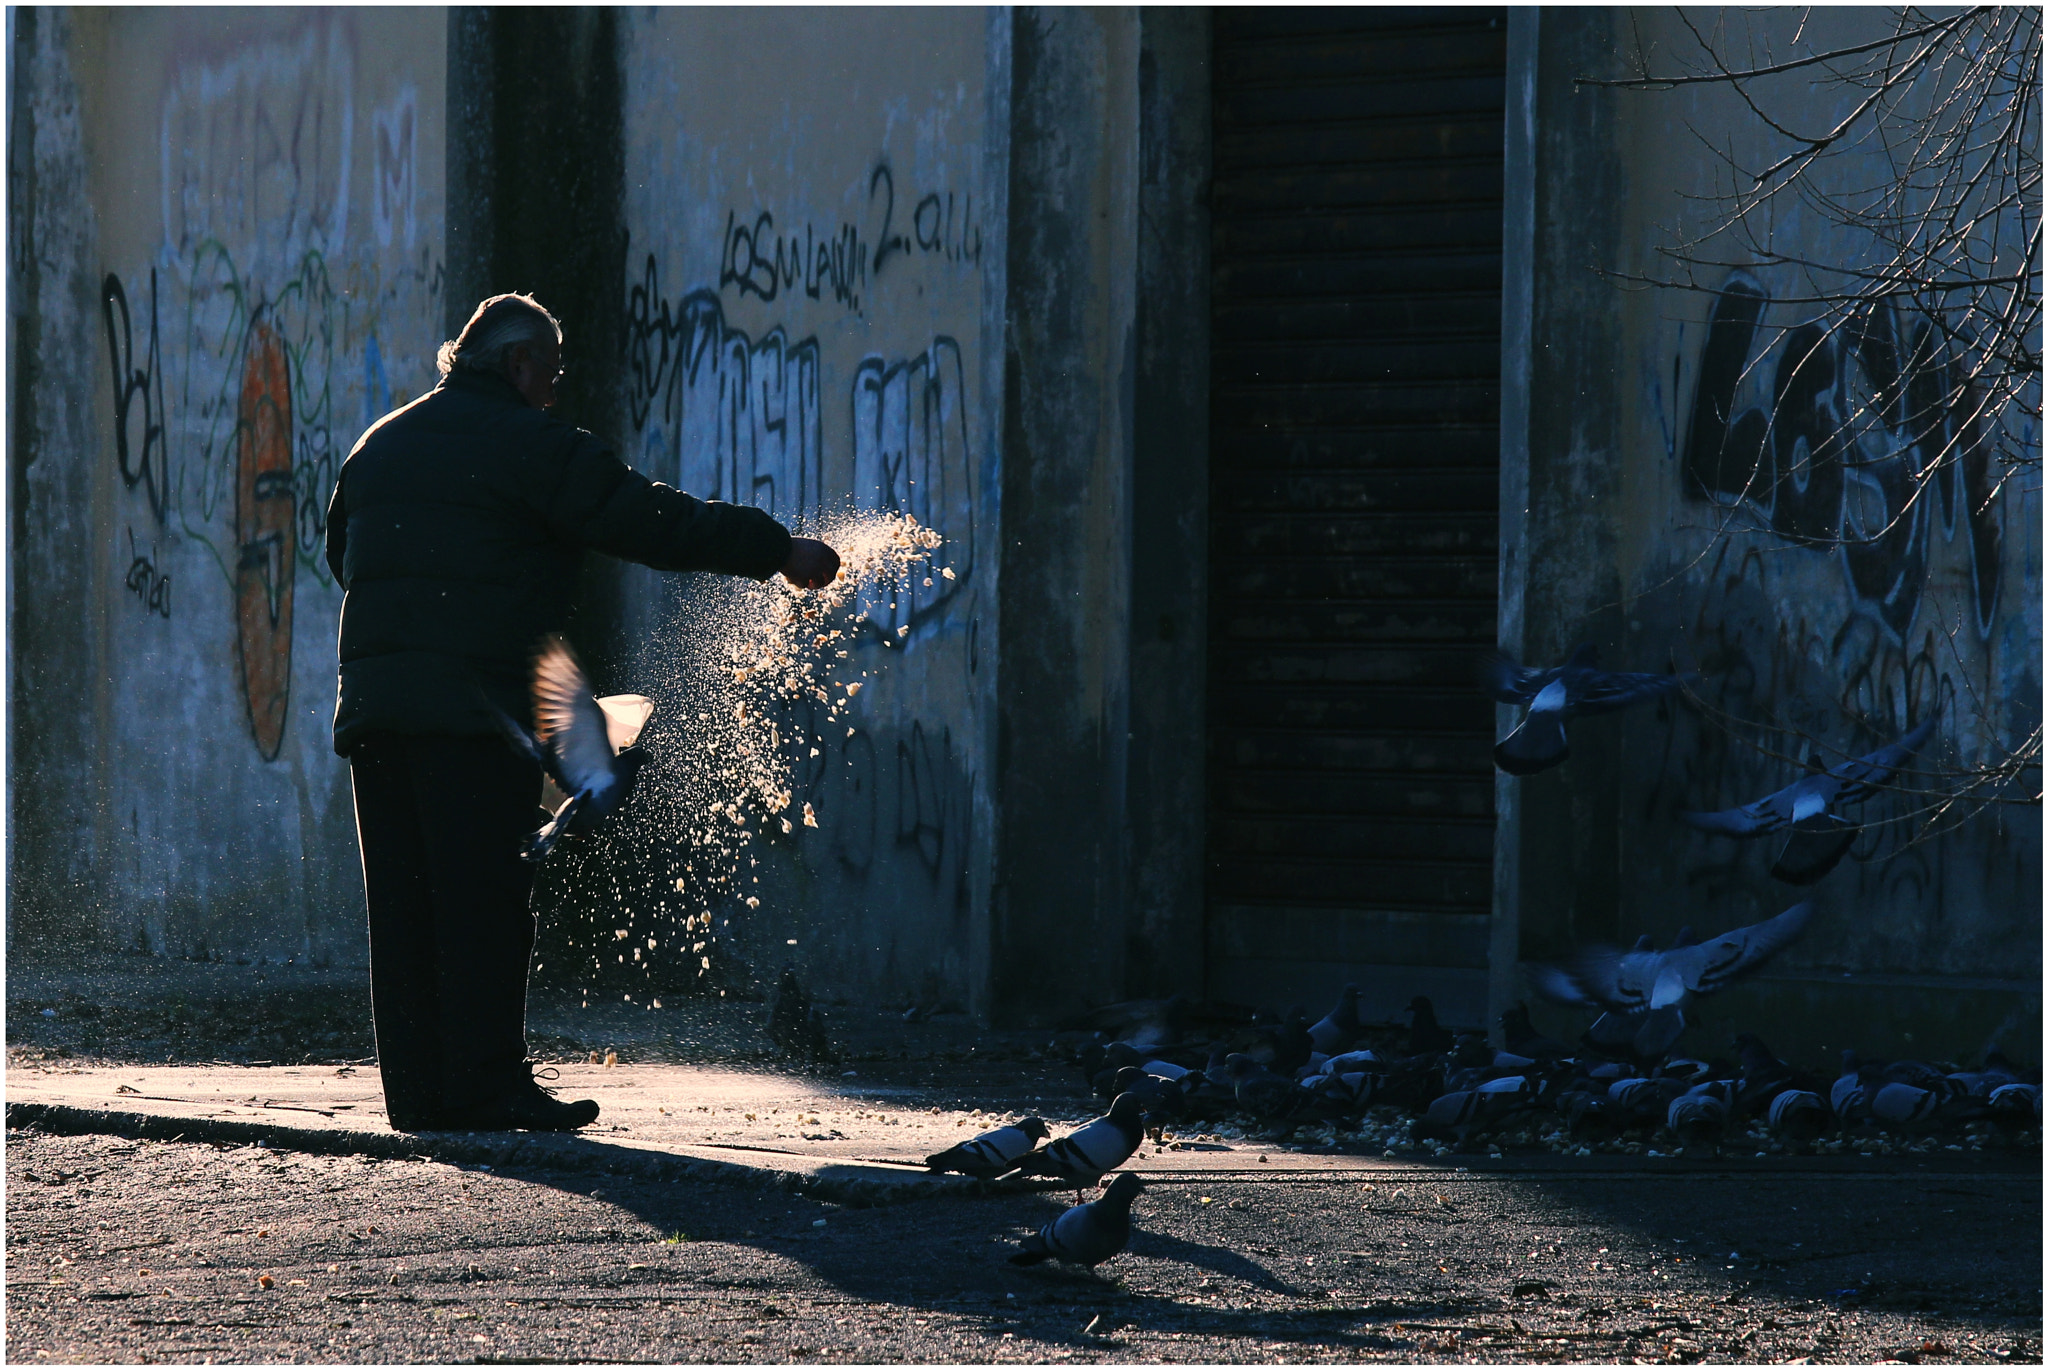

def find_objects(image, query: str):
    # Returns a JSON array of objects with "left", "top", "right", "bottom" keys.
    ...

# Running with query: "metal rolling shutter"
[{"left": 1206, "top": 7, "right": 1505, "bottom": 1025}]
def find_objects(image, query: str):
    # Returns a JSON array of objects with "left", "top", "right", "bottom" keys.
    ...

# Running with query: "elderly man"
[{"left": 326, "top": 293, "right": 838, "bottom": 1132}]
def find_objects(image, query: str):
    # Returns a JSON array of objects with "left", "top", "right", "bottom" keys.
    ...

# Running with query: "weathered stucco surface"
[{"left": 10, "top": 9, "right": 445, "bottom": 964}]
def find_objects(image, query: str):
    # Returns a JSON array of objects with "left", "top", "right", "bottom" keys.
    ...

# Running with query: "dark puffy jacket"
[{"left": 325, "top": 368, "right": 791, "bottom": 755}]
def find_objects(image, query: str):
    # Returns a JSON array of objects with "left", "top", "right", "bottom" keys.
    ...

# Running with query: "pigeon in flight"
[
  {"left": 925, "top": 1117, "right": 1051, "bottom": 1180},
  {"left": 1681, "top": 716, "right": 1938, "bottom": 884},
  {"left": 1009, "top": 1172, "right": 1144, "bottom": 1269},
  {"left": 1531, "top": 902, "right": 1812, "bottom": 1015},
  {"left": 1482, "top": 644, "right": 1693, "bottom": 775},
  {"left": 1012, "top": 1094, "right": 1146, "bottom": 1198},
  {"left": 493, "top": 635, "right": 654, "bottom": 863}
]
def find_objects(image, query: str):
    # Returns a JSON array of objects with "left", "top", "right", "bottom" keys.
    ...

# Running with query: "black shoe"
[{"left": 444, "top": 1067, "right": 599, "bottom": 1132}]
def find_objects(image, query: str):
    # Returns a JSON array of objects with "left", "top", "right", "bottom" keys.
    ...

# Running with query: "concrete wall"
[
  {"left": 9, "top": 4, "right": 1212, "bottom": 1027},
  {"left": 607, "top": 7, "right": 1004, "bottom": 1013},
  {"left": 1498, "top": 9, "right": 2041, "bottom": 1058},
  {"left": 8, "top": 8, "right": 445, "bottom": 964}
]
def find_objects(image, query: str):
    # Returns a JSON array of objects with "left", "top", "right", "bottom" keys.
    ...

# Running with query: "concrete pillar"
[
  {"left": 990, "top": 7, "right": 1142, "bottom": 1024},
  {"left": 1125, "top": 8, "right": 1211, "bottom": 1000}
]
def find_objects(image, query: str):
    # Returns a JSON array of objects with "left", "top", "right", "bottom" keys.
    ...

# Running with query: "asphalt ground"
[
  {"left": 7, "top": 958, "right": 2043, "bottom": 1363},
  {"left": 7, "top": 1127, "right": 2040, "bottom": 1365}
]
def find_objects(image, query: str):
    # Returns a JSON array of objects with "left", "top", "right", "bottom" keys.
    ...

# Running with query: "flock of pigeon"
[
  {"left": 514, "top": 623, "right": 2002, "bottom": 1278},
  {"left": 926, "top": 643, "right": 1999, "bottom": 1274},
  {"left": 924, "top": 985, "right": 2041, "bottom": 1272}
]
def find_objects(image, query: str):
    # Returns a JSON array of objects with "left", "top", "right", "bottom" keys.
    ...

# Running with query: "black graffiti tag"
[
  {"left": 101, "top": 270, "right": 170, "bottom": 524},
  {"left": 1681, "top": 275, "right": 2003, "bottom": 637},
  {"left": 123, "top": 527, "right": 171, "bottom": 619}
]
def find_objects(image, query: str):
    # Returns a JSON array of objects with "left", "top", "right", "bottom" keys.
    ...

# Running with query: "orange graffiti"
[{"left": 235, "top": 321, "right": 294, "bottom": 761}]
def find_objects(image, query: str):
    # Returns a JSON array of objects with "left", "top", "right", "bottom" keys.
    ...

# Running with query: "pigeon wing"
[
  {"left": 1479, "top": 651, "right": 1552, "bottom": 705},
  {"left": 532, "top": 638, "right": 616, "bottom": 794},
  {"left": 1563, "top": 946, "right": 1651, "bottom": 1012},
  {"left": 1568, "top": 668, "right": 1691, "bottom": 715},
  {"left": 1679, "top": 789, "right": 1791, "bottom": 837},
  {"left": 596, "top": 694, "right": 655, "bottom": 753},
  {"left": 1527, "top": 963, "right": 1600, "bottom": 1009},
  {"left": 1770, "top": 819, "right": 1857, "bottom": 885},
  {"left": 1661, "top": 901, "right": 1813, "bottom": 996},
  {"left": 1827, "top": 715, "right": 1938, "bottom": 805}
]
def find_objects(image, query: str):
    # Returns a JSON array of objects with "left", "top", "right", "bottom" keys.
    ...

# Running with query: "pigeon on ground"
[
  {"left": 1608, "top": 1075, "right": 1687, "bottom": 1124},
  {"left": 1681, "top": 716, "right": 1938, "bottom": 884},
  {"left": 1656, "top": 1057, "right": 1716, "bottom": 1085},
  {"left": 1483, "top": 644, "right": 1693, "bottom": 775},
  {"left": 1475, "top": 1074, "right": 1542, "bottom": 1113},
  {"left": 1307, "top": 1071, "right": 1377, "bottom": 1117},
  {"left": 1559, "top": 1089, "right": 1618, "bottom": 1143},
  {"left": 1499, "top": 1004, "right": 1572, "bottom": 1061},
  {"left": 1421, "top": 1078, "right": 1533, "bottom": 1147},
  {"left": 766, "top": 967, "right": 836, "bottom": 1065},
  {"left": 1321, "top": 1049, "right": 1383, "bottom": 1076},
  {"left": 1419, "top": 1089, "right": 1481, "bottom": 1142},
  {"left": 1948, "top": 1065, "right": 2017, "bottom": 1100},
  {"left": 1223, "top": 1054, "right": 1306, "bottom": 1121},
  {"left": 1256, "top": 1009, "right": 1317, "bottom": 1076},
  {"left": 1109, "top": 1066, "right": 1193, "bottom": 1126},
  {"left": 1058, "top": 997, "right": 1191, "bottom": 1052},
  {"left": 1308, "top": 985, "right": 1365, "bottom": 1055},
  {"left": 1578, "top": 1004, "right": 1689, "bottom": 1064},
  {"left": 1869, "top": 1082, "right": 1939, "bottom": 1126},
  {"left": 1768, "top": 1089, "right": 1827, "bottom": 1144},
  {"left": 925, "top": 1117, "right": 1051, "bottom": 1179},
  {"left": 1989, "top": 1082, "right": 2042, "bottom": 1126},
  {"left": 1406, "top": 997, "right": 1455, "bottom": 1054},
  {"left": 1880, "top": 1059, "right": 1948, "bottom": 1091},
  {"left": 1533, "top": 902, "right": 1812, "bottom": 1016},
  {"left": 1667, "top": 1090, "right": 1727, "bottom": 1158},
  {"left": 1733, "top": 1033, "right": 1799, "bottom": 1115},
  {"left": 1830, "top": 1050, "right": 1878, "bottom": 1121},
  {"left": 1009, "top": 1172, "right": 1144, "bottom": 1269},
  {"left": 491, "top": 635, "right": 654, "bottom": 863},
  {"left": 1012, "top": 1094, "right": 1146, "bottom": 1197}
]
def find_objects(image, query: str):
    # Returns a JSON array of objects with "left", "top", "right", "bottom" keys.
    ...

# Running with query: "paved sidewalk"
[{"left": 5, "top": 1060, "right": 1417, "bottom": 1208}]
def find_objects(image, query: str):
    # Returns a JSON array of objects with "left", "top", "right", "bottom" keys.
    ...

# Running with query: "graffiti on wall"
[
  {"left": 102, "top": 270, "right": 171, "bottom": 525},
  {"left": 718, "top": 163, "right": 982, "bottom": 316},
  {"left": 1660, "top": 271, "right": 2032, "bottom": 892},
  {"left": 123, "top": 528, "right": 172, "bottom": 619},
  {"left": 624, "top": 216, "right": 983, "bottom": 939},
  {"left": 234, "top": 321, "right": 295, "bottom": 761},
  {"left": 624, "top": 253, "right": 825, "bottom": 524},
  {"left": 99, "top": 19, "right": 441, "bottom": 759},
  {"left": 1681, "top": 271, "right": 2005, "bottom": 640},
  {"left": 625, "top": 251, "right": 980, "bottom": 637},
  {"left": 850, "top": 340, "right": 976, "bottom": 636},
  {"left": 371, "top": 85, "right": 416, "bottom": 251}
]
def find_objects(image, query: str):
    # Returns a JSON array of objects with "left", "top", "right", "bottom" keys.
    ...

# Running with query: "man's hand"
[{"left": 780, "top": 537, "right": 841, "bottom": 591}]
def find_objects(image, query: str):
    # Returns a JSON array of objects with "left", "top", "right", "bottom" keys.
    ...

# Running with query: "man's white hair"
[{"left": 437, "top": 293, "right": 562, "bottom": 377}]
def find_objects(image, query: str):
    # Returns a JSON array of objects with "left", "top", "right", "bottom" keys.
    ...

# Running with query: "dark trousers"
[{"left": 348, "top": 733, "right": 542, "bottom": 1127}]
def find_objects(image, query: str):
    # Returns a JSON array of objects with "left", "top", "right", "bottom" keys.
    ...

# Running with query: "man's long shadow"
[
  {"left": 467, "top": 1135, "right": 1480, "bottom": 1350},
  {"left": 461, "top": 1123, "right": 2043, "bottom": 1348}
]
